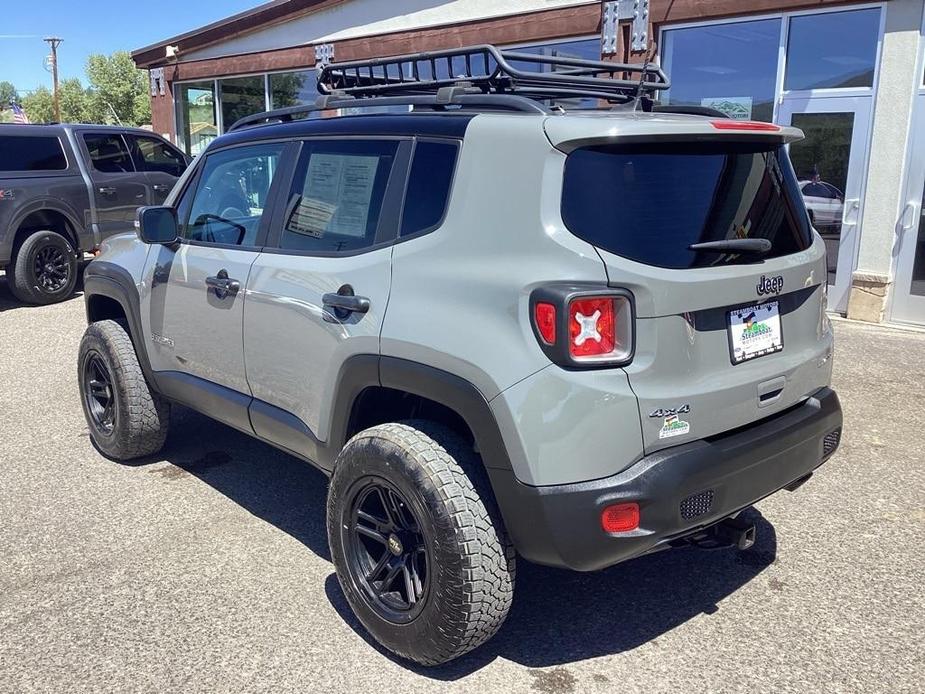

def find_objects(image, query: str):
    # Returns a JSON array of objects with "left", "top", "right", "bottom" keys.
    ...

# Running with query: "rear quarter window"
[
  {"left": 400, "top": 140, "right": 459, "bottom": 237},
  {"left": 0, "top": 135, "right": 68, "bottom": 171},
  {"left": 561, "top": 141, "right": 812, "bottom": 269}
]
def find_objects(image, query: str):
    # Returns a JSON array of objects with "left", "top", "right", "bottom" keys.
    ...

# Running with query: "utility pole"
[{"left": 43, "top": 36, "right": 63, "bottom": 122}]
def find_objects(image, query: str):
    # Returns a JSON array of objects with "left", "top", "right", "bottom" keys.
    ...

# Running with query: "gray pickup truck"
[{"left": 0, "top": 123, "right": 188, "bottom": 304}]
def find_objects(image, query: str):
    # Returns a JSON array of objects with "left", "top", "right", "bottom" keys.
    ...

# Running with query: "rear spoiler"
[{"left": 545, "top": 114, "right": 804, "bottom": 153}]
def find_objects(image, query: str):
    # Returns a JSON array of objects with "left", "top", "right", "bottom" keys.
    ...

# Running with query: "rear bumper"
[{"left": 489, "top": 387, "right": 842, "bottom": 571}]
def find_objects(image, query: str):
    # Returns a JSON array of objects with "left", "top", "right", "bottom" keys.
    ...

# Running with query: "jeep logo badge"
[{"left": 757, "top": 274, "right": 784, "bottom": 296}]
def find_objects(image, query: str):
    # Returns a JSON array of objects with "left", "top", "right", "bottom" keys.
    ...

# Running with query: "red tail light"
[
  {"left": 530, "top": 287, "right": 634, "bottom": 368},
  {"left": 569, "top": 297, "right": 615, "bottom": 359},
  {"left": 534, "top": 302, "right": 557, "bottom": 345},
  {"left": 568, "top": 295, "right": 632, "bottom": 363},
  {"left": 601, "top": 502, "right": 639, "bottom": 533}
]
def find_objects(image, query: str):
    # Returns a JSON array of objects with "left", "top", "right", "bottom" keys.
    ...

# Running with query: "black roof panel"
[{"left": 214, "top": 112, "right": 474, "bottom": 150}]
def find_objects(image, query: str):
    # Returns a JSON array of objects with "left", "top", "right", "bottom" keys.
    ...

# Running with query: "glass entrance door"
[
  {"left": 891, "top": 94, "right": 925, "bottom": 325},
  {"left": 778, "top": 96, "right": 873, "bottom": 313}
]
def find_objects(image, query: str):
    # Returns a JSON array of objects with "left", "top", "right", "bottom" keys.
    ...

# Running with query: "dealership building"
[{"left": 133, "top": 0, "right": 925, "bottom": 327}]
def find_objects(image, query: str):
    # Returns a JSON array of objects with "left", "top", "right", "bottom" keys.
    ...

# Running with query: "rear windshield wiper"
[{"left": 688, "top": 239, "right": 772, "bottom": 254}]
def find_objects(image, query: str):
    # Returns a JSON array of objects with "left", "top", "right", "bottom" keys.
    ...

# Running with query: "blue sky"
[{"left": 1, "top": 0, "right": 261, "bottom": 93}]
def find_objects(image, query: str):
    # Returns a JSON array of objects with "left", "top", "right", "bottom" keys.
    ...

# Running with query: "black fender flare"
[
  {"left": 9, "top": 197, "right": 87, "bottom": 252},
  {"left": 82, "top": 260, "right": 154, "bottom": 382},
  {"left": 373, "top": 356, "right": 514, "bottom": 474}
]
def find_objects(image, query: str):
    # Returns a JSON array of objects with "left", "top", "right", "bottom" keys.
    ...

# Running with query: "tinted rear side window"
[
  {"left": 0, "top": 135, "right": 67, "bottom": 171},
  {"left": 83, "top": 134, "right": 135, "bottom": 173},
  {"left": 561, "top": 142, "right": 812, "bottom": 269},
  {"left": 400, "top": 141, "right": 458, "bottom": 237}
]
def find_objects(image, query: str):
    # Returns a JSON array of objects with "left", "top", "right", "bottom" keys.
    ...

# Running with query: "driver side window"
[{"left": 182, "top": 143, "right": 284, "bottom": 246}]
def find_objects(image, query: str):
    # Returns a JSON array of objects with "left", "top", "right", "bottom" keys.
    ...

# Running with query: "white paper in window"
[{"left": 292, "top": 153, "right": 379, "bottom": 238}]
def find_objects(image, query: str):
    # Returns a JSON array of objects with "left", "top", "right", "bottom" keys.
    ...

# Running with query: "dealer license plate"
[{"left": 728, "top": 301, "right": 784, "bottom": 364}]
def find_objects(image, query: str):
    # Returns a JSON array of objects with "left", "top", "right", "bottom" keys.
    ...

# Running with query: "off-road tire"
[
  {"left": 9, "top": 230, "right": 78, "bottom": 304},
  {"left": 78, "top": 320, "right": 170, "bottom": 460},
  {"left": 327, "top": 421, "right": 515, "bottom": 666}
]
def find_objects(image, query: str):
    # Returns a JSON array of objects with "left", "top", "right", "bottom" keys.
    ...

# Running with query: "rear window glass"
[
  {"left": 561, "top": 142, "right": 812, "bottom": 269},
  {"left": 400, "top": 141, "right": 458, "bottom": 237},
  {"left": 0, "top": 135, "right": 67, "bottom": 171}
]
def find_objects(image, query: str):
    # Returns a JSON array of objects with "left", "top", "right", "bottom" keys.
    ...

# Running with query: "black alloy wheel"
[
  {"left": 344, "top": 478, "right": 430, "bottom": 623},
  {"left": 83, "top": 352, "right": 116, "bottom": 435},
  {"left": 32, "top": 243, "right": 71, "bottom": 293}
]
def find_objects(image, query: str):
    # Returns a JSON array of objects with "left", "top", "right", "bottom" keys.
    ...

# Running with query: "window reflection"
[
  {"left": 219, "top": 76, "right": 266, "bottom": 131},
  {"left": 785, "top": 9, "right": 880, "bottom": 91},
  {"left": 662, "top": 19, "right": 781, "bottom": 122},
  {"left": 269, "top": 70, "right": 319, "bottom": 110},
  {"left": 176, "top": 81, "right": 217, "bottom": 157}
]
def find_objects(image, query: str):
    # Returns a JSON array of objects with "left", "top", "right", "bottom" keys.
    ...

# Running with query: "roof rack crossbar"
[{"left": 227, "top": 92, "right": 547, "bottom": 131}]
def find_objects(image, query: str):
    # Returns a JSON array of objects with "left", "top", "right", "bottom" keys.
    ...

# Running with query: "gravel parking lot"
[{"left": 1, "top": 273, "right": 923, "bottom": 693}]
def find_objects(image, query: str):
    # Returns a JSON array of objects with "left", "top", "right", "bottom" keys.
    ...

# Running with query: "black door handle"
[
  {"left": 153, "top": 184, "right": 171, "bottom": 192},
  {"left": 323, "top": 285, "right": 370, "bottom": 322},
  {"left": 205, "top": 269, "right": 240, "bottom": 299},
  {"left": 98, "top": 186, "right": 116, "bottom": 196}
]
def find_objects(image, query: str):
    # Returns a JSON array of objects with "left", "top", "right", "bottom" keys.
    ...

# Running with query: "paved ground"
[{"left": 1, "top": 274, "right": 923, "bottom": 693}]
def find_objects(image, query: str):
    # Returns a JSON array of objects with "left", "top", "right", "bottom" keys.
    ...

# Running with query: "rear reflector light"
[
  {"left": 601, "top": 503, "right": 640, "bottom": 533},
  {"left": 534, "top": 302, "right": 557, "bottom": 345},
  {"left": 711, "top": 120, "right": 782, "bottom": 132}
]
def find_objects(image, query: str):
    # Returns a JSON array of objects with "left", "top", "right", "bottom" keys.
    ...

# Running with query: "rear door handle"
[
  {"left": 323, "top": 286, "right": 370, "bottom": 322},
  {"left": 153, "top": 184, "right": 171, "bottom": 192},
  {"left": 205, "top": 269, "right": 241, "bottom": 300},
  {"left": 98, "top": 186, "right": 116, "bottom": 196}
]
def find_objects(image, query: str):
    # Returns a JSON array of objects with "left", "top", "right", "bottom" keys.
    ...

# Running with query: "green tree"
[
  {"left": 21, "top": 86, "right": 55, "bottom": 123},
  {"left": 57, "top": 78, "right": 96, "bottom": 123},
  {"left": 0, "top": 81, "right": 18, "bottom": 122},
  {"left": 0, "top": 80, "right": 18, "bottom": 106},
  {"left": 86, "top": 51, "right": 150, "bottom": 126}
]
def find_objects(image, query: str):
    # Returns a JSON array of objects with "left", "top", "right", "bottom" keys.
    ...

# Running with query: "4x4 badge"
[
  {"left": 649, "top": 404, "right": 690, "bottom": 418},
  {"left": 757, "top": 274, "right": 784, "bottom": 296}
]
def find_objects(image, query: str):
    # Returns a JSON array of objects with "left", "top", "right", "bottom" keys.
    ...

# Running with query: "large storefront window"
[
  {"left": 662, "top": 19, "right": 781, "bottom": 121},
  {"left": 219, "top": 76, "right": 266, "bottom": 130},
  {"left": 785, "top": 8, "right": 881, "bottom": 91},
  {"left": 176, "top": 81, "right": 217, "bottom": 157}
]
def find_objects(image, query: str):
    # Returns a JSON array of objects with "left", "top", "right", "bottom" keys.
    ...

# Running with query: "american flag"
[{"left": 10, "top": 102, "right": 29, "bottom": 124}]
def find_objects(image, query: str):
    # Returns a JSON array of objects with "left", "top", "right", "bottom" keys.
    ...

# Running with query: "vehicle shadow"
[
  {"left": 147, "top": 408, "right": 777, "bottom": 676},
  {"left": 0, "top": 266, "right": 86, "bottom": 313}
]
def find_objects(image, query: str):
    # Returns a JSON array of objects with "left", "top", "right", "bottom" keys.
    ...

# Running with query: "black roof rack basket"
[
  {"left": 229, "top": 44, "right": 669, "bottom": 132},
  {"left": 319, "top": 44, "right": 669, "bottom": 102}
]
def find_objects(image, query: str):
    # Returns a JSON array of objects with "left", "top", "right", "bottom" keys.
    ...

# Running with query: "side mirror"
[{"left": 136, "top": 206, "right": 179, "bottom": 245}]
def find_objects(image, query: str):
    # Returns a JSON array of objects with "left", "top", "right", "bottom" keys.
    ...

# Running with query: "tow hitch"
[{"left": 686, "top": 516, "right": 757, "bottom": 551}]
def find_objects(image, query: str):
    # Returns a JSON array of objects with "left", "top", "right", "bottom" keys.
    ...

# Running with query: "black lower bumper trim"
[{"left": 489, "top": 387, "right": 842, "bottom": 572}]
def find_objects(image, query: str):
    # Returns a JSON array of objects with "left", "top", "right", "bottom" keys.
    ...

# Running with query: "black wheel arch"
[
  {"left": 82, "top": 260, "right": 154, "bottom": 382},
  {"left": 11, "top": 201, "right": 84, "bottom": 254}
]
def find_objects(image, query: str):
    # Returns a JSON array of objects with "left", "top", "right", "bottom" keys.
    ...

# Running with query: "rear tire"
[
  {"left": 9, "top": 230, "right": 78, "bottom": 304},
  {"left": 78, "top": 320, "right": 170, "bottom": 460},
  {"left": 327, "top": 421, "right": 515, "bottom": 665}
]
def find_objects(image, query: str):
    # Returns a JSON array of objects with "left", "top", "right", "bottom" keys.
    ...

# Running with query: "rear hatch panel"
[{"left": 550, "top": 113, "right": 834, "bottom": 453}]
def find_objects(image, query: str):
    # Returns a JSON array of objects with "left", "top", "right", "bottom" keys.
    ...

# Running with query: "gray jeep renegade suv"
[{"left": 77, "top": 46, "right": 843, "bottom": 665}]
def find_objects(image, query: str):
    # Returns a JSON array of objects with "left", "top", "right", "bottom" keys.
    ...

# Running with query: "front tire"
[
  {"left": 78, "top": 320, "right": 170, "bottom": 460},
  {"left": 10, "top": 230, "right": 78, "bottom": 304},
  {"left": 327, "top": 421, "right": 515, "bottom": 665}
]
